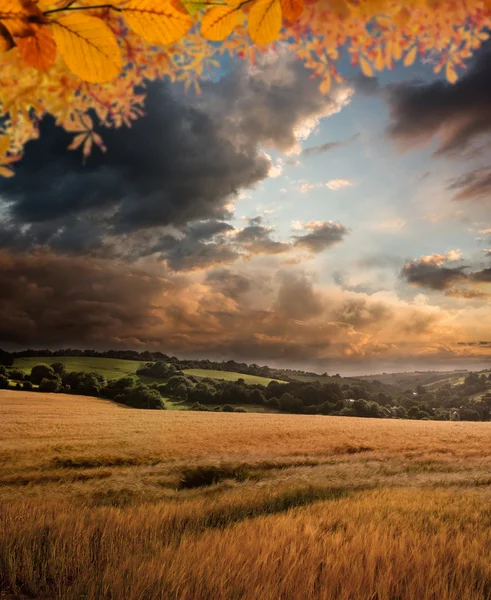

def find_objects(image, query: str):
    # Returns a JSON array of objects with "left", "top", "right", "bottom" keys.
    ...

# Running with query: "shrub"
[
  {"left": 8, "top": 369, "right": 25, "bottom": 381},
  {"left": 222, "top": 404, "right": 235, "bottom": 412},
  {"left": 0, "top": 375, "right": 9, "bottom": 389},
  {"left": 189, "top": 402, "right": 210, "bottom": 412},
  {"left": 114, "top": 383, "right": 165, "bottom": 409},
  {"left": 51, "top": 361, "right": 67, "bottom": 376},
  {"left": 22, "top": 381, "right": 33, "bottom": 391},
  {"left": 0, "top": 365, "right": 7, "bottom": 377},
  {"left": 15, "top": 383, "right": 22, "bottom": 390},
  {"left": 279, "top": 393, "right": 304, "bottom": 414},
  {"left": 39, "top": 378, "right": 61, "bottom": 393},
  {"left": 30, "top": 364, "right": 57, "bottom": 385},
  {"left": 233, "top": 407, "right": 247, "bottom": 413}
]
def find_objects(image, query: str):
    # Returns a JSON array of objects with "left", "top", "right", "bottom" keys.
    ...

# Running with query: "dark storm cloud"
[
  {"left": 400, "top": 260, "right": 468, "bottom": 290},
  {"left": 385, "top": 45, "right": 491, "bottom": 156},
  {"left": 0, "top": 55, "right": 346, "bottom": 259},
  {"left": 0, "top": 251, "right": 170, "bottom": 346},
  {"left": 292, "top": 221, "right": 349, "bottom": 252},
  {"left": 300, "top": 133, "right": 360, "bottom": 159},
  {"left": 351, "top": 74, "right": 381, "bottom": 96}
]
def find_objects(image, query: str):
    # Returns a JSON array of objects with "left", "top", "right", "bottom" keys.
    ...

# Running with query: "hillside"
[
  {"left": 6, "top": 354, "right": 491, "bottom": 420},
  {"left": 2, "top": 390, "right": 491, "bottom": 599},
  {"left": 13, "top": 356, "right": 283, "bottom": 387}
]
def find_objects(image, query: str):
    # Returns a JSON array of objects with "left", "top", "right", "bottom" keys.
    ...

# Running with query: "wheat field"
[{"left": 2, "top": 390, "right": 491, "bottom": 599}]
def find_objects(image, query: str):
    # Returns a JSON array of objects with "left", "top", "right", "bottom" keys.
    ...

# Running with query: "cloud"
[
  {"left": 3, "top": 248, "right": 491, "bottom": 372},
  {"left": 0, "top": 55, "right": 351, "bottom": 258},
  {"left": 325, "top": 179, "right": 353, "bottom": 190},
  {"left": 295, "top": 179, "right": 353, "bottom": 193},
  {"left": 292, "top": 220, "right": 349, "bottom": 252},
  {"left": 400, "top": 251, "right": 468, "bottom": 290},
  {"left": 385, "top": 45, "right": 491, "bottom": 156},
  {"left": 446, "top": 167, "right": 491, "bottom": 201},
  {"left": 233, "top": 216, "right": 291, "bottom": 256},
  {"left": 300, "top": 132, "right": 360, "bottom": 159},
  {"left": 400, "top": 250, "right": 491, "bottom": 298}
]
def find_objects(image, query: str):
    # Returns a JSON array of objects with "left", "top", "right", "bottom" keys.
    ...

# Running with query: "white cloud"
[
  {"left": 326, "top": 179, "right": 353, "bottom": 190},
  {"left": 417, "top": 250, "right": 463, "bottom": 266},
  {"left": 262, "top": 152, "right": 283, "bottom": 178},
  {"left": 293, "top": 179, "right": 353, "bottom": 193}
]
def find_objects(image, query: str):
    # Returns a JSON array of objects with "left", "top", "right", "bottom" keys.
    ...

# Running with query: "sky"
[{"left": 1, "top": 42, "right": 491, "bottom": 376}]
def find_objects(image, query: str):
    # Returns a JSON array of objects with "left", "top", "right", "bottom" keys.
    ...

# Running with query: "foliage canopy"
[{"left": 0, "top": 0, "right": 489, "bottom": 174}]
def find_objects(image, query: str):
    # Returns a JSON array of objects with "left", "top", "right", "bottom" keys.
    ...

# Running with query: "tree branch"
[{"left": 43, "top": 3, "right": 122, "bottom": 16}]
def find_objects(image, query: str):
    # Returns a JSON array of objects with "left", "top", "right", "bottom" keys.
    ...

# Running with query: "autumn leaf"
[
  {"left": 17, "top": 23, "right": 56, "bottom": 69},
  {"left": 446, "top": 61, "right": 458, "bottom": 84},
  {"left": 0, "top": 0, "right": 41, "bottom": 38},
  {"left": 0, "top": 134, "right": 11, "bottom": 155},
  {"left": 0, "top": 21, "right": 14, "bottom": 51},
  {"left": 280, "top": 0, "right": 303, "bottom": 22},
  {"left": 403, "top": 45, "right": 417, "bottom": 67},
  {"left": 359, "top": 55, "right": 373, "bottom": 77},
  {"left": 248, "top": 0, "right": 282, "bottom": 45},
  {"left": 122, "top": 0, "right": 193, "bottom": 46},
  {"left": 50, "top": 13, "right": 122, "bottom": 82},
  {"left": 0, "top": 134, "right": 19, "bottom": 177},
  {"left": 201, "top": 4, "right": 242, "bottom": 41},
  {"left": 182, "top": 0, "right": 207, "bottom": 15}
]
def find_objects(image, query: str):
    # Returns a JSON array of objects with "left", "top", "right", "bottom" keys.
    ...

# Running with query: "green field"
[
  {"left": 14, "top": 356, "right": 143, "bottom": 380},
  {"left": 182, "top": 368, "right": 285, "bottom": 386},
  {"left": 13, "top": 357, "right": 284, "bottom": 388}
]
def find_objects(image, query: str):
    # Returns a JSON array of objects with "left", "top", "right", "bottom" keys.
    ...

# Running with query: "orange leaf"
[
  {"left": 248, "top": 0, "right": 282, "bottom": 45},
  {"left": 123, "top": 0, "right": 193, "bottom": 46},
  {"left": 51, "top": 13, "right": 122, "bottom": 82},
  {"left": 0, "top": 165, "right": 15, "bottom": 177},
  {"left": 0, "top": 0, "right": 41, "bottom": 38},
  {"left": 280, "top": 0, "right": 303, "bottom": 22},
  {"left": 446, "top": 61, "right": 458, "bottom": 84},
  {"left": 0, "top": 21, "right": 14, "bottom": 51},
  {"left": 17, "top": 23, "right": 56, "bottom": 70},
  {"left": 201, "top": 4, "right": 241, "bottom": 41},
  {"left": 359, "top": 56, "right": 373, "bottom": 77},
  {"left": 403, "top": 45, "right": 417, "bottom": 67}
]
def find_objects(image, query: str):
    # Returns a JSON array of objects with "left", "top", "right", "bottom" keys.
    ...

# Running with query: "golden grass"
[{"left": 2, "top": 390, "right": 491, "bottom": 599}]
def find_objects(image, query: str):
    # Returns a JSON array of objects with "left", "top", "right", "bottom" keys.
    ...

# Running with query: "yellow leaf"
[
  {"left": 248, "top": 0, "right": 282, "bottom": 45},
  {"left": 403, "top": 45, "right": 417, "bottom": 67},
  {"left": 201, "top": 4, "right": 241, "bottom": 41},
  {"left": 280, "top": 0, "right": 303, "bottom": 22},
  {"left": 319, "top": 71, "right": 331, "bottom": 94},
  {"left": 123, "top": 0, "right": 193, "bottom": 46},
  {"left": 0, "top": 165, "right": 15, "bottom": 177},
  {"left": 51, "top": 13, "right": 122, "bottom": 83},
  {"left": 0, "top": 135, "right": 11, "bottom": 155},
  {"left": 446, "top": 61, "right": 458, "bottom": 84},
  {"left": 67, "top": 133, "right": 86, "bottom": 151},
  {"left": 359, "top": 56, "right": 373, "bottom": 77},
  {"left": 374, "top": 46, "right": 384, "bottom": 71},
  {"left": 17, "top": 23, "right": 56, "bottom": 70}
]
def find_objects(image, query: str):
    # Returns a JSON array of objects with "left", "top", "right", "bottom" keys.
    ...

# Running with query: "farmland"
[
  {"left": 13, "top": 356, "right": 281, "bottom": 387},
  {"left": 2, "top": 390, "right": 491, "bottom": 599},
  {"left": 181, "top": 368, "right": 284, "bottom": 385},
  {"left": 14, "top": 356, "right": 143, "bottom": 381}
]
